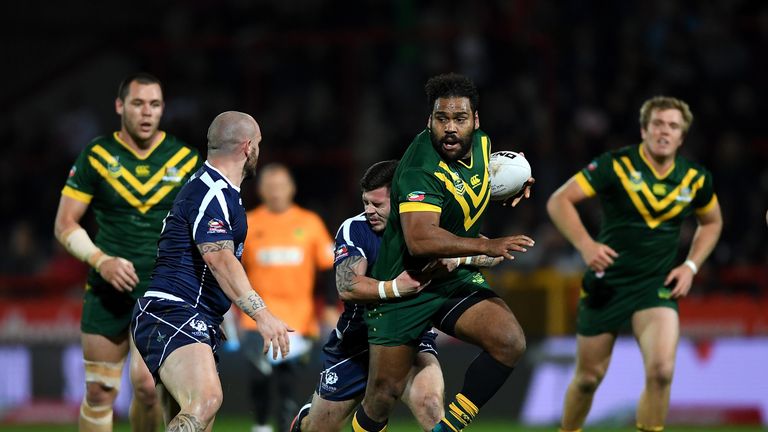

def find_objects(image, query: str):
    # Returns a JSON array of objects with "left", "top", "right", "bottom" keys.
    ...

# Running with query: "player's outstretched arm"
[
  {"left": 198, "top": 241, "right": 292, "bottom": 360},
  {"left": 547, "top": 177, "right": 618, "bottom": 273},
  {"left": 665, "top": 200, "right": 723, "bottom": 298},
  {"left": 335, "top": 255, "right": 425, "bottom": 303},
  {"left": 401, "top": 211, "right": 534, "bottom": 260},
  {"left": 54, "top": 195, "right": 139, "bottom": 292}
]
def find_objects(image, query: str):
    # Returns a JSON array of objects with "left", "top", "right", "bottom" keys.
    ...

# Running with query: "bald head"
[{"left": 207, "top": 111, "right": 260, "bottom": 154}]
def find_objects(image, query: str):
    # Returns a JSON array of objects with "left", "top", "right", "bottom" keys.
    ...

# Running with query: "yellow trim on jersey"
[
  {"left": 638, "top": 143, "right": 675, "bottom": 179},
  {"left": 613, "top": 160, "right": 705, "bottom": 229},
  {"left": 573, "top": 172, "right": 596, "bottom": 197},
  {"left": 112, "top": 131, "right": 166, "bottom": 160},
  {"left": 436, "top": 136, "right": 490, "bottom": 208},
  {"left": 61, "top": 185, "right": 93, "bottom": 203},
  {"left": 619, "top": 156, "right": 700, "bottom": 212},
  {"left": 88, "top": 156, "right": 145, "bottom": 211},
  {"left": 91, "top": 145, "right": 192, "bottom": 195},
  {"left": 434, "top": 171, "right": 489, "bottom": 230},
  {"left": 695, "top": 194, "right": 718, "bottom": 215},
  {"left": 400, "top": 202, "right": 442, "bottom": 213},
  {"left": 139, "top": 156, "right": 199, "bottom": 213}
]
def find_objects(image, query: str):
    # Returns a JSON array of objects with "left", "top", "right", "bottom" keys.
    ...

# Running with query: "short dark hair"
[
  {"left": 117, "top": 72, "right": 163, "bottom": 101},
  {"left": 360, "top": 160, "right": 398, "bottom": 192},
  {"left": 425, "top": 73, "right": 479, "bottom": 113}
]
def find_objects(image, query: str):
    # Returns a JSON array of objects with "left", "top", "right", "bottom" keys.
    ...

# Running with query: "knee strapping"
[
  {"left": 84, "top": 359, "right": 124, "bottom": 390},
  {"left": 80, "top": 398, "right": 113, "bottom": 426}
]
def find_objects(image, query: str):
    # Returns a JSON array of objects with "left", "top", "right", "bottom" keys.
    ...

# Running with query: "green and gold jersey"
[
  {"left": 574, "top": 144, "right": 718, "bottom": 289},
  {"left": 62, "top": 132, "right": 200, "bottom": 294},
  {"left": 372, "top": 129, "right": 492, "bottom": 284}
]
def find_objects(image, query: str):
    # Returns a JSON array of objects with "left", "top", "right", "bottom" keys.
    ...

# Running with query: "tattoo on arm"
[
  {"left": 335, "top": 256, "right": 366, "bottom": 295},
  {"left": 168, "top": 413, "right": 205, "bottom": 432},
  {"left": 197, "top": 240, "right": 234, "bottom": 256},
  {"left": 471, "top": 255, "right": 501, "bottom": 268},
  {"left": 236, "top": 291, "right": 266, "bottom": 319}
]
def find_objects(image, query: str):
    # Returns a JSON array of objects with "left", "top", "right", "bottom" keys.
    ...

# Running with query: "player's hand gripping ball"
[{"left": 489, "top": 151, "right": 532, "bottom": 201}]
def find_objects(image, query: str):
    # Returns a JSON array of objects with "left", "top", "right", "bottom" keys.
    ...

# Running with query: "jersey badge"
[
  {"left": 652, "top": 183, "right": 667, "bottom": 196},
  {"left": 452, "top": 177, "right": 466, "bottom": 196},
  {"left": 676, "top": 186, "right": 693, "bottom": 203},
  {"left": 629, "top": 171, "right": 643, "bottom": 191},
  {"left": 162, "top": 166, "right": 184, "bottom": 184},
  {"left": 587, "top": 160, "right": 598, "bottom": 171},
  {"left": 407, "top": 191, "right": 426, "bottom": 202},
  {"left": 334, "top": 244, "right": 349, "bottom": 261},
  {"left": 68, "top": 165, "right": 77, "bottom": 178},
  {"left": 135, "top": 165, "right": 151, "bottom": 177},
  {"left": 293, "top": 228, "right": 306, "bottom": 240},
  {"left": 207, "top": 219, "right": 228, "bottom": 234},
  {"left": 107, "top": 157, "right": 122, "bottom": 178}
]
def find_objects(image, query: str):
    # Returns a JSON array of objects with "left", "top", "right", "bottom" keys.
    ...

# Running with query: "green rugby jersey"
[
  {"left": 372, "top": 129, "right": 492, "bottom": 283},
  {"left": 574, "top": 144, "right": 718, "bottom": 289},
  {"left": 62, "top": 132, "right": 200, "bottom": 294}
]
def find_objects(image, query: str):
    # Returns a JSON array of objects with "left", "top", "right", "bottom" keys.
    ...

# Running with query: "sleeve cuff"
[
  {"left": 399, "top": 202, "right": 442, "bottom": 213},
  {"left": 574, "top": 172, "right": 596, "bottom": 197},
  {"left": 695, "top": 194, "right": 718, "bottom": 216},
  {"left": 62, "top": 185, "right": 93, "bottom": 204}
]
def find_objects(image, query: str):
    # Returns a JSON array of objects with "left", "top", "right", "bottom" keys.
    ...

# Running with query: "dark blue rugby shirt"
[
  {"left": 331, "top": 212, "right": 381, "bottom": 342},
  {"left": 147, "top": 161, "right": 247, "bottom": 325}
]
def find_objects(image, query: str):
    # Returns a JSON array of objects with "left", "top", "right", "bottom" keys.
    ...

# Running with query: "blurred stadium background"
[{"left": 2, "top": 0, "right": 767, "bottom": 430}]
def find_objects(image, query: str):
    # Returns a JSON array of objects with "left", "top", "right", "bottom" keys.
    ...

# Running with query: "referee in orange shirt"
[{"left": 239, "top": 163, "right": 335, "bottom": 432}]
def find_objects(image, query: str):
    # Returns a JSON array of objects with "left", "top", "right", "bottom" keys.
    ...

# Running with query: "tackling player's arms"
[{"left": 335, "top": 254, "right": 426, "bottom": 302}]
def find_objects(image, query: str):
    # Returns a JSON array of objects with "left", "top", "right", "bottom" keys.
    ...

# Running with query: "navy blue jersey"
[
  {"left": 330, "top": 213, "right": 381, "bottom": 347},
  {"left": 147, "top": 161, "right": 247, "bottom": 325}
]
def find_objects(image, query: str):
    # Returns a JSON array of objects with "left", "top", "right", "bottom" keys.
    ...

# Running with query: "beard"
[
  {"left": 242, "top": 150, "right": 259, "bottom": 179},
  {"left": 430, "top": 129, "right": 472, "bottom": 162}
]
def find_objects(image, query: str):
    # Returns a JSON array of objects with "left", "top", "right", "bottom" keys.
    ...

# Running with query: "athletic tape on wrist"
[
  {"left": 391, "top": 279, "right": 400, "bottom": 298},
  {"left": 684, "top": 259, "right": 698, "bottom": 275},
  {"left": 464, "top": 256, "right": 472, "bottom": 265},
  {"left": 378, "top": 281, "right": 387, "bottom": 299},
  {"left": 62, "top": 227, "right": 103, "bottom": 266}
]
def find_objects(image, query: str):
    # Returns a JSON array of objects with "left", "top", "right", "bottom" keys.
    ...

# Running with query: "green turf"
[{"left": 1, "top": 418, "right": 765, "bottom": 432}]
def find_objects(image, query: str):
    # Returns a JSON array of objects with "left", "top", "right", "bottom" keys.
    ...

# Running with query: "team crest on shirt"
[
  {"left": 334, "top": 244, "right": 349, "bottom": 261},
  {"left": 324, "top": 371, "right": 338, "bottom": 385},
  {"left": 107, "top": 157, "right": 122, "bottom": 178},
  {"left": 68, "top": 165, "right": 77, "bottom": 178},
  {"left": 587, "top": 160, "right": 598, "bottom": 171},
  {"left": 162, "top": 166, "right": 183, "bottom": 184},
  {"left": 628, "top": 171, "right": 643, "bottom": 191},
  {"left": 189, "top": 319, "right": 209, "bottom": 338},
  {"left": 676, "top": 186, "right": 693, "bottom": 203},
  {"left": 407, "top": 191, "right": 426, "bottom": 202},
  {"left": 452, "top": 177, "right": 466, "bottom": 196},
  {"left": 207, "top": 219, "right": 227, "bottom": 234}
]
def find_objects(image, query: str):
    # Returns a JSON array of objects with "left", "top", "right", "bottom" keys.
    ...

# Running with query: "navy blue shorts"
[
  {"left": 131, "top": 296, "right": 222, "bottom": 382},
  {"left": 316, "top": 328, "right": 438, "bottom": 401}
]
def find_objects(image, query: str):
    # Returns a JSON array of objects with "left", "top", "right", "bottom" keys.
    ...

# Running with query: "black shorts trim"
[{"left": 432, "top": 288, "right": 499, "bottom": 337}]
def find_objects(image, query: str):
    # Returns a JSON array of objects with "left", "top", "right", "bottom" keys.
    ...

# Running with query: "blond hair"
[{"left": 639, "top": 96, "right": 694, "bottom": 134}]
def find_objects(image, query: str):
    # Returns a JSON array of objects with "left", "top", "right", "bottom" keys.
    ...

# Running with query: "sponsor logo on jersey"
[
  {"left": 470, "top": 174, "right": 481, "bottom": 187},
  {"left": 334, "top": 244, "right": 349, "bottom": 261},
  {"left": 207, "top": 219, "right": 228, "bottom": 234},
  {"left": 407, "top": 191, "right": 426, "bottom": 202},
  {"left": 652, "top": 183, "right": 667, "bottom": 196},
  {"left": 293, "top": 228, "right": 306, "bottom": 240},
  {"left": 162, "top": 166, "right": 184, "bottom": 184},
  {"left": 135, "top": 165, "right": 151, "bottom": 177},
  {"left": 156, "top": 331, "right": 167, "bottom": 344},
  {"left": 189, "top": 319, "right": 209, "bottom": 338},
  {"left": 107, "top": 157, "right": 122, "bottom": 178},
  {"left": 68, "top": 165, "right": 77, "bottom": 178},
  {"left": 657, "top": 287, "right": 672, "bottom": 299},
  {"left": 676, "top": 186, "right": 693, "bottom": 203}
]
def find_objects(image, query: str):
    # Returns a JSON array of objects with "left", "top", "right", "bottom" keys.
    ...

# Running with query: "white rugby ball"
[{"left": 489, "top": 151, "right": 531, "bottom": 201}]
